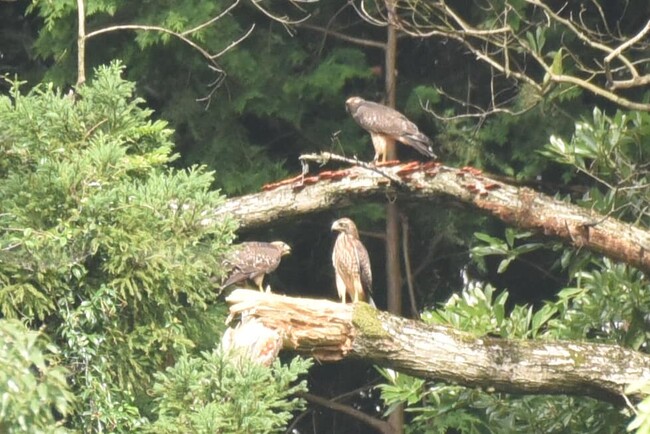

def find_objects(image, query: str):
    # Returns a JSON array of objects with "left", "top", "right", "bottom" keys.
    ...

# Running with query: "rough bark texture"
[
  {"left": 226, "top": 289, "right": 650, "bottom": 403},
  {"left": 213, "top": 158, "right": 650, "bottom": 273},
  {"left": 384, "top": 16, "right": 405, "bottom": 432}
]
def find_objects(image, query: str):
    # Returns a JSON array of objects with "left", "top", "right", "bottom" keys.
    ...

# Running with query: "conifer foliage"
[{"left": 0, "top": 62, "right": 310, "bottom": 432}]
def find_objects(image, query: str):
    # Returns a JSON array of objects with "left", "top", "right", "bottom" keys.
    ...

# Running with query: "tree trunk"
[
  {"left": 226, "top": 289, "right": 650, "bottom": 404},
  {"left": 213, "top": 159, "right": 650, "bottom": 273},
  {"left": 384, "top": 10, "right": 404, "bottom": 429},
  {"left": 384, "top": 1, "right": 402, "bottom": 319}
]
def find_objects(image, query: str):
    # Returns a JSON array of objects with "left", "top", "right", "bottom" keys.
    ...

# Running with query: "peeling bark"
[
  {"left": 226, "top": 289, "right": 650, "bottom": 404},
  {"left": 213, "top": 158, "right": 650, "bottom": 273}
]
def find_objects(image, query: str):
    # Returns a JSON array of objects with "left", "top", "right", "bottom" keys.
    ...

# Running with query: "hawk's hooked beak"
[
  {"left": 271, "top": 241, "right": 292, "bottom": 256},
  {"left": 345, "top": 96, "right": 358, "bottom": 114},
  {"left": 331, "top": 220, "right": 343, "bottom": 232}
]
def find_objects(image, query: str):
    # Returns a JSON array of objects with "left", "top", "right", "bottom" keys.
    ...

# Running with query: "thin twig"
[
  {"left": 212, "top": 24, "right": 255, "bottom": 59},
  {"left": 297, "top": 23, "right": 386, "bottom": 49},
  {"left": 181, "top": 0, "right": 241, "bottom": 36},
  {"left": 86, "top": 25, "right": 227, "bottom": 69},
  {"left": 412, "top": 232, "right": 444, "bottom": 280},
  {"left": 352, "top": 0, "right": 387, "bottom": 27},
  {"left": 400, "top": 213, "right": 419, "bottom": 318},
  {"left": 423, "top": 87, "right": 536, "bottom": 121},
  {"left": 605, "top": 20, "right": 650, "bottom": 86},
  {"left": 296, "top": 392, "right": 394, "bottom": 434},
  {"left": 286, "top": 384, "right": 380, "bottom": 433},
  {"left": 249, "top": 0, "right": 311, "bottom": 31},
  {"left": 299, "top": 152, "right": 409, "bottom": 189}
]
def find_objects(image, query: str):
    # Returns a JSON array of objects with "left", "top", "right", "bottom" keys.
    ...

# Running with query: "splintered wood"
[
  {"left": 226, "top": 289, "right": 356, "bottom": 361},
  {"left": 221, "top": 318, "right": 282, "bottom": 367}
]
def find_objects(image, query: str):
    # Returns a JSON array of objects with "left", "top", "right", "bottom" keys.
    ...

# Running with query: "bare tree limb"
[
  {"left": 182, "top": 0, "right": 242, "bottom": 36},
  {"left": 76, "top": 0, "right": 86, "bottom": 87},
  {"left": 75, "top": 0, "right": 307, "bottom": 105},
  {"left": 225, "top": 289, "right": 650, "bottom": 404},
  {"left": 297, "top": 23, "right": 386, "bottom": 49},
  {"left": 348, "top": 0, "right": 650, "bottom": 112},
  {"left": 400, "top": 214, "right": 419, "bottom": 318},
  {"left": 286, "top": 384, "right": 380, "bottom": 433},
  {"left": 249, "top": 0, "right": 311, "bottom": 32},
  {"left": 85, "top": 24, "right": 245, "bottom": 72},
  {"left": 212, "top": 156, "right": 650, "bottom": 273},
  {"left": 605, "top": 20, "right": 650, "bottom": 89},
  {"left": 297, "top": 392, "right": 394, "bottom": 434}
]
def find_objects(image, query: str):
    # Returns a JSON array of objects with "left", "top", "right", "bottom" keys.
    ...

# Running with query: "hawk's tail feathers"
[
  {"left": 367, "top": 295, "right": 376, "bottom": 308},
  {"left": 401, "top": 133, "right": 437, "bottom": 159},
  {"left": 221, "top": 273, "right": 245, "bottom": 289}
]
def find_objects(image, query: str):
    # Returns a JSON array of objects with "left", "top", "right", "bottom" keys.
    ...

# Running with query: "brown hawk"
[
  {"left": 221, "top": 241, "right": 291, "bottom": 292},
  {"left": 346, "top": 96, "right": 437, "bottom": 163},
  {"left": 331, "top": 218, "right": 375, "bottom": 306}
]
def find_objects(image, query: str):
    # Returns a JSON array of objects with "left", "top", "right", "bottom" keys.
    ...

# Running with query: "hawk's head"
[
  {"left": 270, "top": 241, "right": 292, "bottom": 256},
  {"left": 331, "top": 217, "right": 360, "bottom": 239},
  {"left": 345, "top": 96, "right": 364, "bottom": 114}
]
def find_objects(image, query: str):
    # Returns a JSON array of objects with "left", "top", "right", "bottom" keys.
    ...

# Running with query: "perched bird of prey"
[
  {"left": 331, "top": 218, "right": 375, "bottom": 306},
  {"left": 221, "top": 241, "right": 291, "bottom": 292},
  {"left": 346, "top": 96, "right": 437, "bottom": 163}
]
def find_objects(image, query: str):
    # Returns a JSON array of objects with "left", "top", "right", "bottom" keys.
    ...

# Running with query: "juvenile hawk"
[
  {"left": 221, "top": 241, "right": 291, "bottom": 292},
  {"left": 346, "top": 96, "right": 436, "bottom": 163},
  {"left": 331, "top": 218, "right": 375, "bottom": 306}
]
